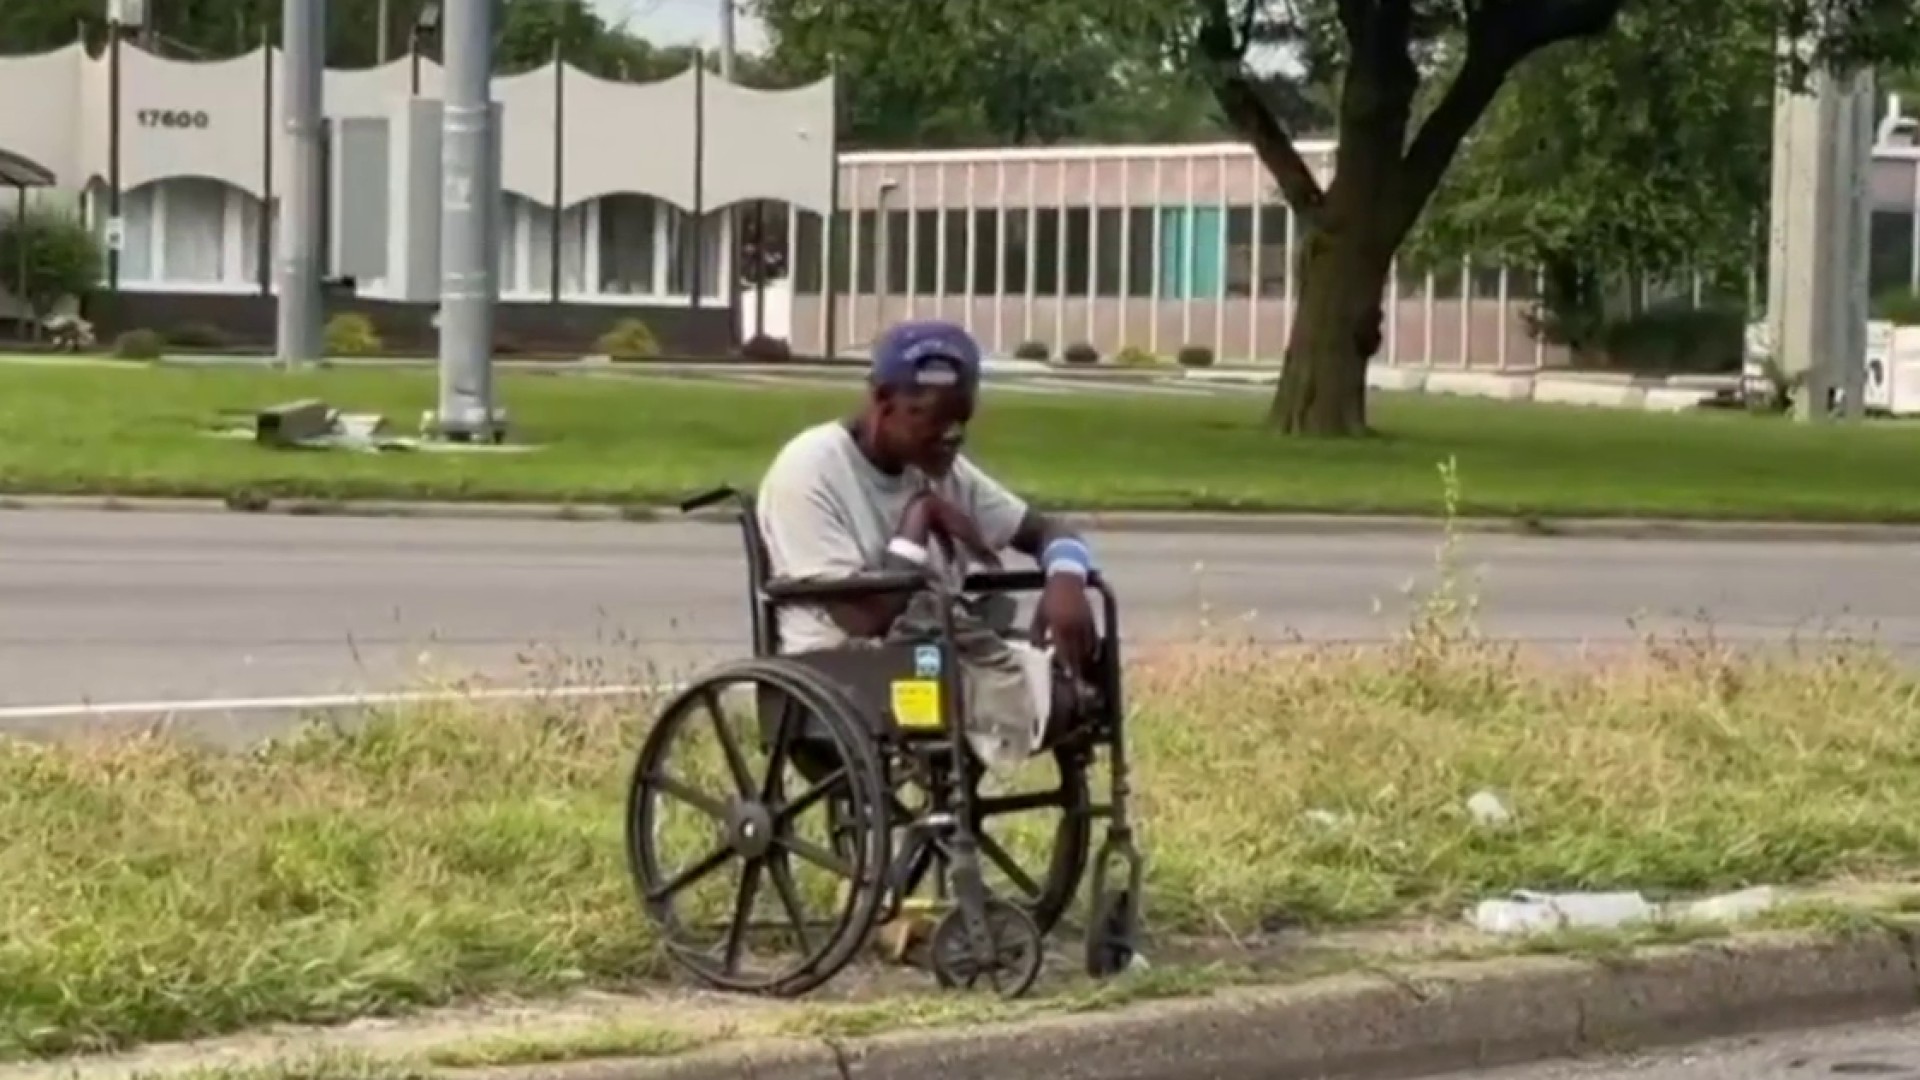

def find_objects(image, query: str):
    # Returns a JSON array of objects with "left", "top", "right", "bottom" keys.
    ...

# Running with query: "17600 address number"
[{"left": 135, "top": 109, "right": 211, "bottom": 130}]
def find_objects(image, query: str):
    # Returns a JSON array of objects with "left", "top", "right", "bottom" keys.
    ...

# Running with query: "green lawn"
[{"left": 0, "top": 362, "right": 1914, "bottom": 520}]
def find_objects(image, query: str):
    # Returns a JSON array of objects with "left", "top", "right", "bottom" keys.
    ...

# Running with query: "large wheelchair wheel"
[{"left": 626, "top": 659, "right": 893, "bottom": 996}]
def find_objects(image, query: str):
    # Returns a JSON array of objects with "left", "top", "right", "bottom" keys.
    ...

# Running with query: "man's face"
[{"left": 875, "top": 382, "right": 976, "bottom": 476}]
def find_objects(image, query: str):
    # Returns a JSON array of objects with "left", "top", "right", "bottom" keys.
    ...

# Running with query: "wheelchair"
[{"left": 623, "top": 486, "right": 1145, "bottom": 999}]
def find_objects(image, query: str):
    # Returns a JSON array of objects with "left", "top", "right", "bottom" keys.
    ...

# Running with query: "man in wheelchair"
[{"left": 755, "top": 318, "right": 1103, "bottom": 768}]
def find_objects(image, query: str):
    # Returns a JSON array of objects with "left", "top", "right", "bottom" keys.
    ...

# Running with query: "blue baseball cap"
[{"left": 869, "top": 320, "right": 982, "bottom": 393}]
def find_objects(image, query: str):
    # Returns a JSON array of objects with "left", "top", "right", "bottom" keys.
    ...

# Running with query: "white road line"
[{"left": 0, "top": 682, "right": 677, "bottom": 722}]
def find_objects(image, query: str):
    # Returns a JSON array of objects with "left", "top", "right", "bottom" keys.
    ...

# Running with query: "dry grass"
[{"left": 7, "top": 468, "right": 1920, "bottom": 1059}]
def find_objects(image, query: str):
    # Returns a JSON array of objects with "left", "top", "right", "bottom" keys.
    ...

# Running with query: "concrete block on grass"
[
  {"left": 1532, "top": 378, "right": 1640, "bottom": 409},
  {"left": 254, "top": 399, "right": 333, "bottom": 446},
  {"left": 1367, "top": 365, "right": 1429, "bottom": 392},
  {"left": 1425, "top": 371, "right": 1533, "bottom": 401}
]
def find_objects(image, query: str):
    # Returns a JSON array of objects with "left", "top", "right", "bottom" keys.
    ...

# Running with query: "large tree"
[
  {"left": 1406, "top": 0, "right": 1775, "bottom": 358},
  {"left": 1188, "top": 0, "right": 1920, "bottom": 435}
]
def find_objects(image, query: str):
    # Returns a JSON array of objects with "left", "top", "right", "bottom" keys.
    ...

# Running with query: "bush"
[
  {"left": 322, "top": 312, "right": 382, "bottom": 357},
  {"left": 1013, "top": 340, "right": 1050, "bottom": 361},
  {"left": 164, "top": 321, "right": 234, "bottom": 350},
  {"left": 112, "top": 328, "right": 164, "bottom": 360},
  {"left": 739, "top": 334, "right": 792, "bottom": 362},
  {"left": 0, "top": 208, "right": 104, "bottom": 323},
  {"left": 1114, "top": 345, "right": 1161, "bottom": 368},
  {"left": 1595, "top": 304, "right": 1745, "bottom": 375},
  {"left": 1873, "top": 290, "right": 1920, "bottom": 326},
  {"left": 1176, "top": 344, "right": 1216, "bottom": 368},
  {"left": 595, "top": 318, "right": 660, "bottom": 361},
  {"left": 1061, "top": 342, "right": 1100, "bottom": 365}
]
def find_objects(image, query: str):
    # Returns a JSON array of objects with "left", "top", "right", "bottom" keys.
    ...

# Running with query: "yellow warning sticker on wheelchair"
[{"left": 890, "top": 679, "right": 943, "bottom": 730}]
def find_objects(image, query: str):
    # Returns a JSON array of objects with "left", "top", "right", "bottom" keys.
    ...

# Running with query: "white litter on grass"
[
  {"left": 1466, "top": 790, "right": 1513, "bottom": 827},
  {"left": 1468, "top": 885, "right": 1782, "bottom": 936}
]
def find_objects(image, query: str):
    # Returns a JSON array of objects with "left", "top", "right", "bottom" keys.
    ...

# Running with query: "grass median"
[
  {"left": 2, "top": 361, "right": 1919, "bottom": 519},
  {"left": 8, "top": 570, "right": 1920, "bottom": 1059}
]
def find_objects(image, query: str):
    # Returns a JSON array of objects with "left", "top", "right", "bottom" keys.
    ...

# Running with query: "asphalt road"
[
  {"left": 4, "top": 509, "right": 1917, "bottom": 716},
  {"left": 1446, "top": 1016, "right": 1920, "bottom": 1079}
]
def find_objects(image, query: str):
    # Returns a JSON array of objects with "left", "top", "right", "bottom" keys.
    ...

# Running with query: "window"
[
  {"left": 1033, "top": 208, "right": 1061, "bottom": 296},
  {"left": 1225, "top": 206, "right": 1254, "bottom": 298},
  {"left": 883, "top": 208, "right": 910, "bottom": 295},
  {"left": 794, "top": 210, "right": 823, "bottom": 294},
  {"left": 942, "top": 210, "right": 967, "bottom": 296},
  {"left": 912, "top": 209, "right": 940, "bottom": 295},
  {"left": 1256, "top": 204, "right": 1289, "bottom": 297},
  {"left": 972, "top": 209, "right": 999, "bottom": 295},
  {"left": 1002, "top": 209, "right": 1029, "bottom": 294},
  {"left": 161, "top": 177, "right": 229, "bottom": 284},
  {"left": 853, "top": 209, "right": 877, "bottom": 293},
  {"left": 1871, "top": 210, "right": 1915, "bottom": 296},
  {"left": 596, "top": 193, "right": 657, "bottom": 296},
  {"left": 1093, "top": 208, "right": 1123, "bottom": 297},
  {"left": 1124, "top": 207, "right": 1154, "bottom": 297},
  {"left": 828, "top": 210, "right": 851, "bottom": 293},
  {"left": 1063, "top": 207, "right": 1091, "bottom": 297}
]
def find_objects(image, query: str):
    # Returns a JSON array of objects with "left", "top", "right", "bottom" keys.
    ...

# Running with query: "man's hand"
[
  {"left": 1038, "top": 572, "right": 1097, "bottom": 673},
  {"left": 917, "top": 492, "right": 1002, "bottom": 570}
]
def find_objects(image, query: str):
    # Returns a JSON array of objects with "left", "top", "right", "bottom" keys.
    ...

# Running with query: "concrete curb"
[
  {"left": 462, "top": 929, "right": 1920, "bottom": 1080},
  {"left": 7, "top": 493, "right": 1920, "bottom": 544}
]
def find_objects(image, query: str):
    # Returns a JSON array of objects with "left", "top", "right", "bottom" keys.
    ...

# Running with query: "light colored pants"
[{"left": 886, "top": 591, "right": 1052, "bottom": 773}]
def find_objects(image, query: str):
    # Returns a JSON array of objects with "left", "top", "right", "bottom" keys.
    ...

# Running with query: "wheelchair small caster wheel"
[
  {"left": 929, "top": 898, "right": 1044, "bottom": 998},
  {"left": 1085, "top": 887, "right": 1140, "bottom": 979}
]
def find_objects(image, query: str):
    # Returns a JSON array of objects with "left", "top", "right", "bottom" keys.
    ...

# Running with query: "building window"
[
  {"left": 597, "top": 194, "right": 658, "bottom": 297},
  {"left": 911, "top": 208, "right": 939, "bottom": 295},
  {"left": 1125, "top": 207, "right": 1154, "bottom": 298},
  {"left": 942, "top": 209, "right": 967, "bottom": 296},
  {"left": 1002, "top": 209, "right": 1029, "bottom": 295},
  {"left": 1871, "top": 210, "right": 1915, "bottom": 296},
  {"left": 1033, "top": 208, "right": 1061, "bottom": 296},
  {"left": 1093, "top": 208, "right": 1123, "bottom": 297},
  {"left": 1225, "top": 205, "right": 1254, "bottom": 298},
  {"left": 883, "top": 208, "right": 909, "bottom": 295},
  {"left": 1063, "top": 207, "right": 1091, "bottom": 298},
  {"left": 972, "top": 209, "right": 999, "bottom": 295},
  {"left": 1256, "top": 204, "right": 1289, "bottom": 297},
  {"left": 852, "top": 209, "right": 877, "bottom": 294},
  {"left": 794, "top": 210, "right": 823, "bottom": 295}
]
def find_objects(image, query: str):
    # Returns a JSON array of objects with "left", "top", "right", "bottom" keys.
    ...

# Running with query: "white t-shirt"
[{"left": 755, "top": 421, "right": 1029, "bottom": 653}]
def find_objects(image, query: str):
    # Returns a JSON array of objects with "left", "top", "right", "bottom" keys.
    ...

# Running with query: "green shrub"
[
  {"left": 0, "top": 208, "right": 104, "bottom": 323},
  {"left": 1595, "top": 304, "right": 1745, "bottom": 374},
  {"left": 1114, "top": 345, "right": 1161, "bottom": 367},
  {"left": 164, "top": 321, "right": 234, "bottom": 350},
  {"left": 595, "top": 318, "right": 660, "bottom": 361},
  {"left": 1873, "top": 290, "right": 1920, "bottom": 326},
  {"left": 1061, "top": 342, "right": 1100, "bottom": 365},
  {"left": 112, "top": 328, "right": 164, "bottom": 360},
  {"left": 1013, "top": 340, "right": 1050, "bottom": 361},
  {"left": 322, "top": 312, "right": 382, "bottom": 357},
  {"left": 739, "top": 333, "right": 792, "bottom": 362},
  {"left": 1176, "top": 344, "right": 1216, "bottom": 368}
]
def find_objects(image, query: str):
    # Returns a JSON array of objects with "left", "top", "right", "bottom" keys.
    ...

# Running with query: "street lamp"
[{"left": 409, "top": 1, "right": 441, "bottom": 96}]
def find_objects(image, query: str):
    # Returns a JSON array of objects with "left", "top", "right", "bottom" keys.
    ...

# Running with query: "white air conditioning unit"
[{"left": 109, "top": 0, "right": 147, "bottom": 27}]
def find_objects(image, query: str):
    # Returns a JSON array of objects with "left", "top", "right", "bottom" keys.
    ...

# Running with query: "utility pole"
[
  {"left": 430, "top": 0, "right": 504, "bottom": 441},
  {"left": 378, "top": 0, "right": 391, "bottom": 65},
  {"left": 1765, "top": 40, "right": 1875, "bottom": 422},
  {"left": 276, "top": 0, "right": 326, "bottom": 366}
]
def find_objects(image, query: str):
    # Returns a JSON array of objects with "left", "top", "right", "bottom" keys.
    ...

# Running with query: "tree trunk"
[{"left": 1269, "top": 232, "right": 1394, "bottom": 436}]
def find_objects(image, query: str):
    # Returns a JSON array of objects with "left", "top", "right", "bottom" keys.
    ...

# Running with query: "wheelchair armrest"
[
  {"left": 763, "top": 570, "right": 928, "bottom": 602},
  {"left": 963, "top": 569, "right": 1108, "bottom": 593}
]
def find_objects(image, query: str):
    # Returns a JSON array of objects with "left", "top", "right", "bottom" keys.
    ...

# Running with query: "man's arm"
[
  {"left": 759, "top": 461, "right": 911, "bottom": 640},
  {"left": 1009, "top": 508, "right": 1083, "bottom": 563}
]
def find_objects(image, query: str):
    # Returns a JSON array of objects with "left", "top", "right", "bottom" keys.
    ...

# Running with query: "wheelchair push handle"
[{"left": 679, "top": 486, "right": 746, "bottom": 514}]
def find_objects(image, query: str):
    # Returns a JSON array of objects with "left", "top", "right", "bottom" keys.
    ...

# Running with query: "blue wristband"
[{"left": 1042, "top": 537, "right": 1093, "bottom": 577}]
